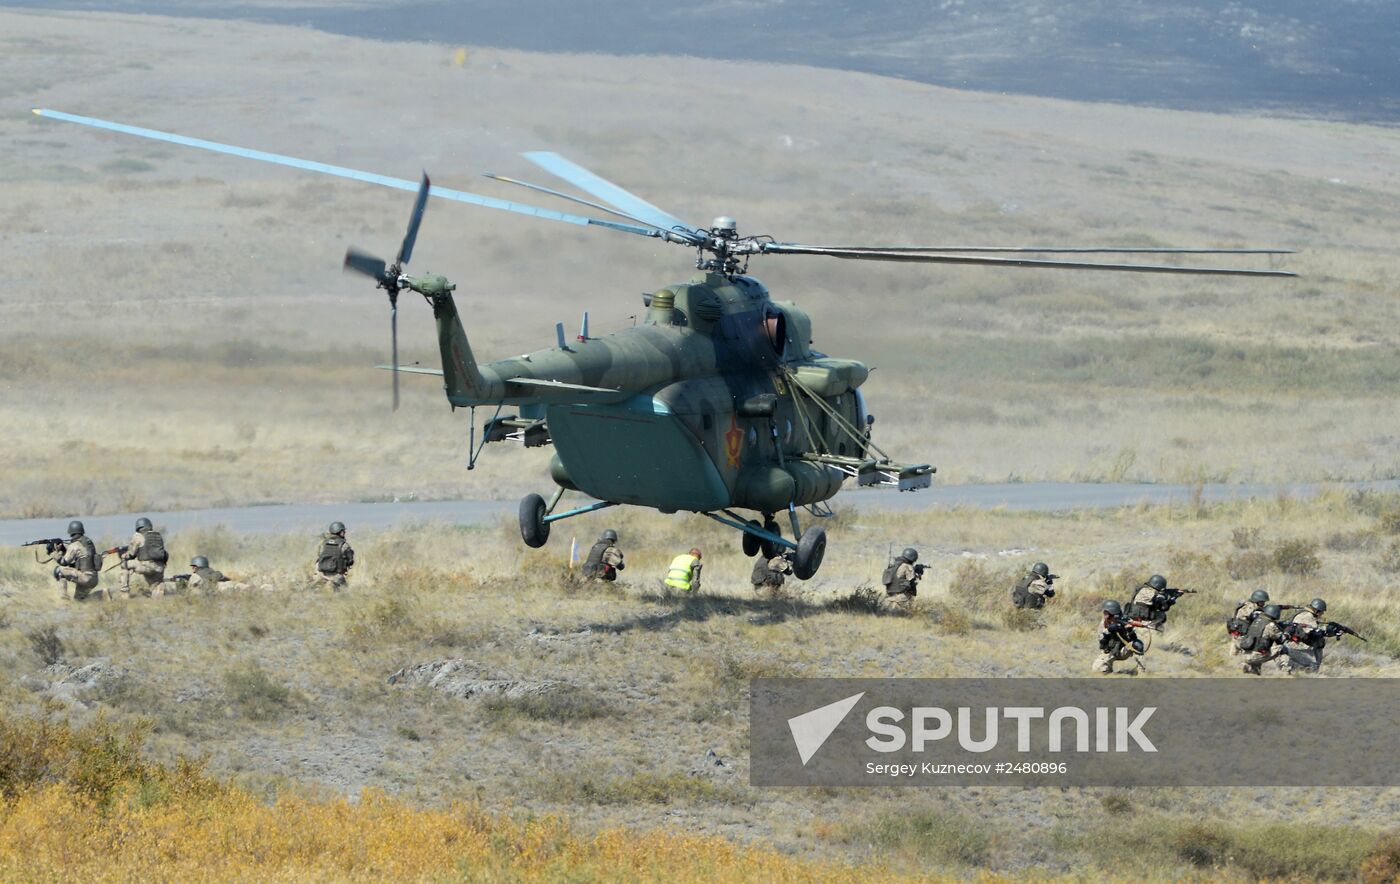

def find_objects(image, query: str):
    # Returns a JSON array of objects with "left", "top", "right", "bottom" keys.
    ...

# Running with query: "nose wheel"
[
  {"left": 793, "top": 527, "right": 826, "bottom": 580},
  {"left": 520, "top": 493, "right": 550, "bottom": 548}
]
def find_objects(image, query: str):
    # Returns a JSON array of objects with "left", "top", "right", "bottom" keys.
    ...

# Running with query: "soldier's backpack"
[
  {"left": 583, "top": 541, "right": 609, "bottom": 578},
  {"left": 1237, "top": 616, "right": 1269, "bottom": 652},
  {"left": 1011, "top": 575, "right": 1032, "bottom": 608},
  {"left": 317, "top": 536, "right": 348, "bottom": 575},
  {"left": 138, "top": 529, "right": 169, "bottom": 565},
  {"left": 1225, "top": 616, "right": 1248, "bottom": 638},
  {"left": 881, "top": 561, "right": 900, "bottom": 589}
]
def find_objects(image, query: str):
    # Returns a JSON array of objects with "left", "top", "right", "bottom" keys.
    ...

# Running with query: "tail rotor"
[{"left": 343, "top": 172, "right": 431, "bottom": 411}]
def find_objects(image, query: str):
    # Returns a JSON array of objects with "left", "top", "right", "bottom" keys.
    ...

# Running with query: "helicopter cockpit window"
[{"left": 763, "top": 308, "right": 787, "bottom": 356}]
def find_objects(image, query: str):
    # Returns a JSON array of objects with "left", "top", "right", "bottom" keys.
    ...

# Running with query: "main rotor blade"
[
  {"left": 344, "top": 248, "right": 387, "bottom": 280},
  {"left": 759, "top": 244, "right": 1298, "bottom": 277},
  {"left": 397, "top": 173, "right": 430, "bottom": 266},
  {"left": 483, "top": 172, "right": 672, "bottom": 232},
  {"left": 819, "top": 246, "right": 1296, "bottom": 255},
  {"left": 522, "top": 151, "right": 703, "bottom": 239},
  {"left": 33, "top": 109, "right": 666, "bottom": 240}
]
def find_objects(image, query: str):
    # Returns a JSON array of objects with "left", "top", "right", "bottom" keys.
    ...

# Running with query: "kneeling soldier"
[
  {"left": 53, "top": 521, "right": 103, "bottom": 602},
  {"left": 314, "top": 522, "right": 355, "bottom": 590},
  {"left": 582, "top": 529, "right": 625, "bottom": 581},
  {"left": 1227, "top": 588, "right": 1271, "bottom": 655},
  {"left": 751, "top": 551, "right": 794, "bottom": 592},
  {"left": 1011, "top": 561, "right": 1057, "bottom": 609},
  {"left": 1282, "top": 598, "right": 1328, "bottom": 672},
  {"left": 119, "top": 517, "right": 169, "bottom": 599},
  {"left": 664, "top": 548, "right": 702, "bottom": 592}
]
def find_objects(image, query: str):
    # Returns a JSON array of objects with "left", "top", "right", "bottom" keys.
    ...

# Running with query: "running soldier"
[
  {"left": 1093, "top": 600, "right": 1146, "bottom": 674},
  {"left": 1239, "top": 603, "right": 1286, "bottom": 675},
  {"left": 314, "top": 522, "right": 355, "bottom": 590},
  {"left": 1281, "top": 598, "right": 1328, "bottom": 673},
  {"left": 582, "top": 529, "right": 625, "bottom": 581}
]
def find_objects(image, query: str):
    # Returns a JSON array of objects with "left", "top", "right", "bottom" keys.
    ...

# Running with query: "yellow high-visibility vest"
[{"left": 664, "top": 554, "right": 698, "bottom": 591}]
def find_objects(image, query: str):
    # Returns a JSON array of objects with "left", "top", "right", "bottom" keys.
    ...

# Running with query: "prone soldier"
[
  {"left": 314, "top": 522, "right": 355, "bottom": 590},
  {"left": 582, "top": 529, "right": 625, "bottom": 581},
  {"left": 881, "top": 548, "right": 924, "bottom": 611},
  {"left": 751, "top": 551, "right": 794, "bottom": 593},
  {"left": 177, "top": 556, "right": 251, "bottom": 594},
  {"left": 1011, "top": 561, "right": 1057, "bottom": 610},
  {"left": 112, "top": 517, "right": 169, "bottom": 599}
]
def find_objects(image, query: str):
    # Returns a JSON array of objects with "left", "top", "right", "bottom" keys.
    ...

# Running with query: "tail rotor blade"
[
  {"left": 391, "top": 301, "right": 400, "bottom": 412},
  {"left": 345, "top": 248, "right": 387, "bottom": 280},
  {"left": 397, "top": 173, "right": 430, "bottom": 266}
]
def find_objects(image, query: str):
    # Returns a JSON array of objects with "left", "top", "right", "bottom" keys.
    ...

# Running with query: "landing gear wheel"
[
  {"left": 792, "top": 526, "right": 827, "bottom": 580},
  {"left": 519, "top": 493, "right": 550, "bottom": 548},
  {"left": 742, "top": 521, "right": 762, "bottom": 557},
  {"left": 761, "top": 518, "right": 783, "bottom": 559}
]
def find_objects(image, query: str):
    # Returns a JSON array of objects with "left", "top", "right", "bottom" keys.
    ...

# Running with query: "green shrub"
[
  {"left": 1225, "top": 550, "right": 1271, "bottom": 580},
  {"left": 1274, "top": 539, "right": 1322, "bottom": 576},
  {"left": 852, "top": 808, "right": 994, "bottom": 867},
  {"left": 26, "top": 625, "right": 64, "bottom": 665},
  {"left": 1231, "top": 526, "right": 1261, "bottom": 549},
  {"left": 480, "top": 689, "right": 618, "bottom": 725},
  {"left": 222, "top": 661, "right": 293, "bottom": 721}
]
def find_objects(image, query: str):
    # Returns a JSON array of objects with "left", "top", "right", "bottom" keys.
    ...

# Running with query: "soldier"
[
  {"left": 664, "top": 548, "right": 702, "bottom": 592},
  {"left": 50, "top": 520, "right": 102, "bottom": 602},
  {"left": 582, "top": 529, "right": 625, "bottom": 581},
  {"left": 182, "top": 555, "right": 252, "bottom": 594},
  {"left": 751, "top": 551, "right": 794, "bottom": 593},
  {"left": 1227, "top": 588, "right": 1271, "bottom": 656},
  {"left": 1282, "top": 598, "right": 1328, "bottom": 673},
  {"left": 1011, "top": 561, "right": 1057, "bottom": 609},
  {"left": 1239, "top": 603, "right": 1286, "bottom": 675},
  {"left": 1093, "top": 600, "right": 1145, "bottom": 674},
  {"left": 1125, "top": 574, "right": 1167, "bottom": 623},
  {"left": 314, "top": 522, "right": 355, "bottom": 590},
  {"left": 881, "top": 548, "right": 922, "bottom": 611},
  {"left": 117, "top": 517, "right": 169, "bottom": 599}
]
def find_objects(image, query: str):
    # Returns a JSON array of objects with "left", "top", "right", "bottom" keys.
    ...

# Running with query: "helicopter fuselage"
[{"left": 431, "top": 271, "right": 878, "bottom": 515}]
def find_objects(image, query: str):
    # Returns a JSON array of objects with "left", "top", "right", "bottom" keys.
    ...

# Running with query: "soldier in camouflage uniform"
[
  {"left": 314, "top": 522, "right": 355, "bottom": 590},
  {"left": 1239, "top": 603, "right": 1286, "bottom": 675},
  {"left": 751, "top": 551, "right": 794, "bottom": 593},
  {"left": 1093, "top": 600, "right": 1145, "bottom": 674},
  {"left": 1125, "top": 574, "right": 1167, "bottom": 623},
  {"left": 118, "top": 517, "right": 169, "bottom": 598},
  {"left": 50, "top": 520, "right": 103, "bottom": 602},
  {"left": 182, "top": 555, "right": 252, "bottom": 594},
  {"left": 1227, "top": 588, "right": 1270, "bottom": 656},
  {"left": 881, "top": 548, "right": 921, "bottom": 611},
  {"left": 582, "top": 529, "right": 625, "bottom": 581},
  {"left": 1281, "top": 598, "right": 1328, "bottom": 673},
  {"left": 1011, "top": 561, "right": 1057, "bottom": 610}
]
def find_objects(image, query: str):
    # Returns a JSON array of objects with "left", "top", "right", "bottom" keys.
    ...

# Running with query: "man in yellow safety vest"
[{"left": 664, "top": 548, "right": 703, "bottom": 592}]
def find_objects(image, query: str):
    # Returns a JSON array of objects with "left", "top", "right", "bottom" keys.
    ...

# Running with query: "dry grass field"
[
  {"left": 2, "top": 9, "right": 1400, "bottom": 517},
  {"left": 3, "top": 491, "right": 1400, "bottom": 878}
]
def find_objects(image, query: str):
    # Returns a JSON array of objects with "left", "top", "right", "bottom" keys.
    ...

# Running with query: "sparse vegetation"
[
  {"left": 25, "top": 626, "right": 64, "bottom": 666},
  {"left": 222, "top": 661, "right": 294, "bottom": 721}
]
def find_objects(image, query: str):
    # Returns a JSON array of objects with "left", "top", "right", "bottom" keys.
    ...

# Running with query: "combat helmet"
[
  {"left": 191, "top": 555, "right": 209, "bottom": 569},
  {"left": 1031, "top": 562, "right": 1050, "bottom": 579},
  {"left": 1147, "top": 574, "right": 1167, "bottom": 591},
  {"left": 601, "top": 529, "right": 618, "bottom": 543},
  {"left": 1249, "top": 588, "right": 1270, "bottom": 604},
  {"left": 1102, "top": 600, "right": 1123, "bottom": 616},
  {"left": 135, "top": 517, "right": 153, "bottom": 531},
  {"left": 1262, "top": 604, "right": 1282, "bottom": 620},
  {"left": 901, "top": 548, "right": 918, "bottom": 564},
  {"left": 329, "top": 521, "right": 346, "bottom": 535},
  {"left": 67, "top": 520, "right": 85, "bottom": 537},
  {"left": 1309, "top": 598, "right": 1327, "bottom": 614}
]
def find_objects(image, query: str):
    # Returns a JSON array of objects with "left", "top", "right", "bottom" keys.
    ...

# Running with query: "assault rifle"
[
  {"left": 166, "top": 573, "right": 192, "bottom": 583},
  {"left": 1158, "top": 587, "right": 1197, "bottom": 609},
  {"left": 22, "top": 538, "right": 66, "bottom": 555},
  {"left": 100, "top": 545, "right": 130, "bottom": 571},
  {"left": 1281, "top": 620, "right": 1367, "bottom": 646}
]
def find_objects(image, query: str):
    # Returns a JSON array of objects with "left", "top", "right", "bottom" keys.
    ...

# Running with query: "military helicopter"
[{"left": 34, "top": 109, "right": 1295, "bottom": 579}]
